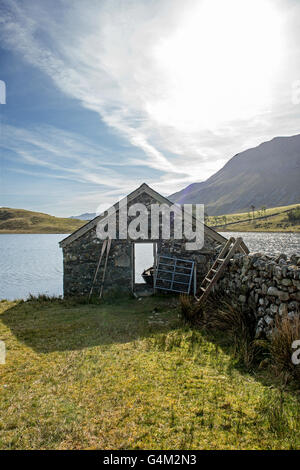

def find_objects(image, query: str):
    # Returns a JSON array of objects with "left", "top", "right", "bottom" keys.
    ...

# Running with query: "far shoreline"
[
  {"left": 1, "top": 229, "right": 300, "bottom": 234},
  {"left": 218, "top": 229, "right": 300, "bottom": 233},
  {"left": 0, "top": 231, "right": 72, "bottom": 234}
]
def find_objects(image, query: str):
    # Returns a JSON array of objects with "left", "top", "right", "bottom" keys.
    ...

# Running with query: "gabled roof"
[{"left": 59, "top": 183, "right": 227, "bottom": 248}]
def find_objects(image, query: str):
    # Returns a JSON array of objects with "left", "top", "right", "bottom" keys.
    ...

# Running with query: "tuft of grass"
[
  {"left": 179, "top": 294, "right": 199, "bottom": 322},
  {"left": 27, "top": 294, "right": 62, "bottom": 302},
  {"left": 207, "top": 302, "right": 257, "bottom": 368}
]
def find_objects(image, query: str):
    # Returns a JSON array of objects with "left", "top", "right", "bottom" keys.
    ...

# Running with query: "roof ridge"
[{"left": 59, "top": 183, "right": 226, "bottom": 247}]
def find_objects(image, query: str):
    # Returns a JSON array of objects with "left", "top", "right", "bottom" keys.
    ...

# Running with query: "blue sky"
[{"left": 1, "top": 0, "right": 300, "bottom": 216}]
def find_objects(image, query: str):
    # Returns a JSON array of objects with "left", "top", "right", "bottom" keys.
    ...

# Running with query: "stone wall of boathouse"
[{"left": 62, "top": 231, "right": 220, "bottom": 297}]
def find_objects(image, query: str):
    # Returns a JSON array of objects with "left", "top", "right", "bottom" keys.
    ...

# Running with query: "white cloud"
[
  {"left": 1, "top": 124, "right": 143, "bottom": 193},
  {"left": 1, "top": 0, "right": 300, "bottom": 206}
]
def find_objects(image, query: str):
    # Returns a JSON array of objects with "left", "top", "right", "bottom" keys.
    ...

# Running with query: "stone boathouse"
[{"left": 59, "top": 183, "right": 228, "bottom": 297}]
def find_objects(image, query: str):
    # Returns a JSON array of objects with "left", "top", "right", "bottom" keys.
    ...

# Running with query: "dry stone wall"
[{"left": 214, "top": 252, "right": 300, "bottom": 337}]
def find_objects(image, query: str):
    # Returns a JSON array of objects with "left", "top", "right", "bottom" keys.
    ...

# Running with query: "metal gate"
[{"left": 154, "top": 255, "right": 195, "bottom": 294}]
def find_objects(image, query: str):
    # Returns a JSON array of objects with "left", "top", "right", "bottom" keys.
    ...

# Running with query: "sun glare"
[{"left": 149, "top": 0, "right": 283, "bottom": 130}]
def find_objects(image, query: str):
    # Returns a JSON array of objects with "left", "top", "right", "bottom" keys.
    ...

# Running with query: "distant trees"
[
  {"left": 287, "top": 207, "right": 300, "bottom": 224},
  {"left": 249, "top": 205, "right": 266, "bottom": 219},
  {"left": 0, "top": 210, "right": 14, "bottom": 221}
]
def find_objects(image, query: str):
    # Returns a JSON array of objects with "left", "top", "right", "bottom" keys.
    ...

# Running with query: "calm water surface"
[
  {"left": 0, "top": 234, "right": 65, "bottom": 301},
  {"left": 1, "top": 232, "right": 300, "bottom": 300}
]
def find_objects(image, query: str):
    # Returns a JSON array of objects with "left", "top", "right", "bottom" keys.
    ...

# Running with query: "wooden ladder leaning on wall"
[
  {"left": 88, "top": 238, "right": 112, "bottom": 302},
  {"left": 195, "top": 236, "right": 249, "bottom": 305}
]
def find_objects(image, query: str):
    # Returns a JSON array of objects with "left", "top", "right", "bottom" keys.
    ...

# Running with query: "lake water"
[
  {"left": 1, "top": 232, "right": 300, "bottom": 301},
  {"left": 219, "top": 231, "right": 300, "bottom": 257},
  {"left": 0, "top": 234, "right": 65, "bottom": 301}
]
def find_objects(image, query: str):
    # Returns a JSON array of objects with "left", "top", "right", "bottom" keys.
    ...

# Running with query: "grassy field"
[
  {"left": 0, "top": 208, "right": 86, "bottom": 234},
  {"left": 0, "top": 295, "right": 299, "bottom": 450},
  {"left": 206, "top": 203, "right": 300, "bottom": 232}
]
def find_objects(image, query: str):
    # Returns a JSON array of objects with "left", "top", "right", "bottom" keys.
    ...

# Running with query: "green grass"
[
  {"left": 0, "top": 296, "right": 299, "bottom": 450},
  {"left": 0, "top": 207, "right": 86, "bottom": 233},
  {"left": 206, "top": 203, "right": 300, "bottom": 232}
]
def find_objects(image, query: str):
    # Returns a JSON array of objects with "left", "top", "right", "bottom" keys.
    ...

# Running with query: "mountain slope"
[
  {"left": 206, "top": 203, "right": 300, "bottom": 232},
  {"left": 69, "top": 213, "right": 96, "bottom": 220},
  {"left": 170, "top": 135, "right": 300, "bottom": 215},
  {"left": 0, "top": 208, "right": 86, "bottom": 233}
]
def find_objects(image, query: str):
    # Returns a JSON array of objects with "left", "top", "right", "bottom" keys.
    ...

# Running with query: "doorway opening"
[{"left": 134, "top": 242, "right": 156, "bottom": 284}]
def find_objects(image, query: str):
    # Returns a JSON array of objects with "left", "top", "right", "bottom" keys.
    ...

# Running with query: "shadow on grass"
[
  {"left": 2, "top": 293, "right": 299, "bottom": 397},
  {"left": 0, "top": 294, "right": 180, "bottom": 354},
  {"left": 184, "top": 296, "right": 300, "bottom": 393}
]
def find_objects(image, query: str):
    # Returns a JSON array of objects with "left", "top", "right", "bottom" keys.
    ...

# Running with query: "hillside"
[
  {"left": 69, "top": 212, "right": 96, "bottom": 220},
  {"left": 0, "top": 208, "right": 86, "bottom": 233},
  {"left": 206, "top": 203, "right": 300, "bottom": 232},
  {"left": 170, "top": 134, "right": 300, "bottom": 215}
]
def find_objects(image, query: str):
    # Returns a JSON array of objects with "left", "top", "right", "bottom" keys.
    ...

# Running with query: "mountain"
[
  {"left": 169, "top": 134, "right": 300, "bottom": 215},
  {"left": 0, "top": 208, "right": 86, "bottom": 233},
  {"left": 69, "top": 213, "right": 96, "bottom": 220}
]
